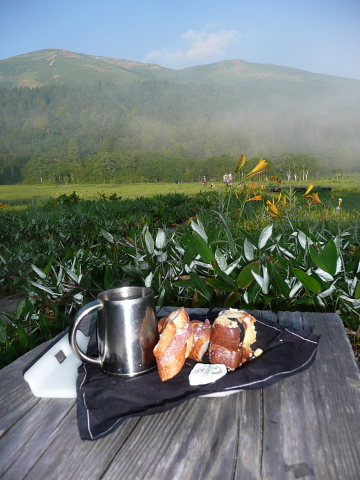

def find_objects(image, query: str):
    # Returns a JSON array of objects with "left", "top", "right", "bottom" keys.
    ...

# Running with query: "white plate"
[{"left": 201, "top": 389, "right": 242, "bottom": 398}]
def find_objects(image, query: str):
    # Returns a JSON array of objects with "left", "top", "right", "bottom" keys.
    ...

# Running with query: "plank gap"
[
  {"left": 0, "top": 397, "right": 42, "bottom": 440},
  {"left": 98, "top": 417, "right": 143, "bottom": 480},
  {"left": 259, "top": 389, "right": 265, "bottom": 479},
  {"left": 231, "top": 397, "right": 241, "bottom": 480}
]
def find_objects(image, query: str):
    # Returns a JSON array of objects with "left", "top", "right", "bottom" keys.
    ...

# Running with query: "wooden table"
[{"left": 1, "top": 311, "right": 360, "bottom": 480}]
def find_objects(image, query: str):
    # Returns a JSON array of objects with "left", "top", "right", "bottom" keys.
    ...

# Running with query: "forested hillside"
[{"left": 0, "top": 50, "right": 359, "bottom": 184}]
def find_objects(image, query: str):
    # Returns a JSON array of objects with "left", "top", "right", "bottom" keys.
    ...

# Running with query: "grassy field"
[
  {"left": 0, "top": 182, "right": 207, "bottom": 205},
  {"left": 0, "top": 173, "right": 359, "bottom": 207}
]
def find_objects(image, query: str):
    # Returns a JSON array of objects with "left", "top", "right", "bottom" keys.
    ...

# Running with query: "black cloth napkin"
[{"left": 76, "top": 308, "right": 319, "bottom": 440}]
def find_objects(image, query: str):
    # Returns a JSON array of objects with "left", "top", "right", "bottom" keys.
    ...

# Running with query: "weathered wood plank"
[
  {"left": 0, "top": 398, "right": 74, "bottom": 480},
  {"left": 299, "top": 312, "right": 360, "bottom": 480},
  {"left": 252, "top": 310, "right": 278, "bottom": 323},
  {"left": 261, "top": 368, "right": 317, "bottom": 479},
  {"left": 0, "top": 326, "right": 90, "bottom": 438},
  {"left": 231, "top": 312, "right": 313, "bottom": 480},
  {"left": 260, "top": 312, "right": 360, "bottom": 480},
  {"left": 302, "top": 311, "right": 360, "bottom": 378},
  {"left": 0, "top": 340, "right": 54, "bottom": 437},
  {"left": 278, "top": 310, "right": 304, "bottom": 330},
  {"left": 1, "top": 405, "right": 141, "bottom": 480},
  {"left": 100, "top": 395, "right": 240, "bottom": 480},
  {"left": 233, "top": 389, "right": 263, "bottom": 480}
]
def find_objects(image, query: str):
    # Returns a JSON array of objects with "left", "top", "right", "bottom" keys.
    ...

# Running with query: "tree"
[
  {"left": 22, "top": 151, "right": 51, "bottom": 183},
  {"left": 275, "top": 153, "right": 319, "bottom": 181}
]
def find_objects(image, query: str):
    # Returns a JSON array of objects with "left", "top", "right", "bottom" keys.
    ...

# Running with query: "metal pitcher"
[{"left": 69, "top": 286, "right": 158, "bottom": 376}]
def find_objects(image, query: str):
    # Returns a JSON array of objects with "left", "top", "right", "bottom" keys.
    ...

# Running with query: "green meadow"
[
  {"left": 0, "top": 182, "right": 207, "bottom": 206},
  {"left": 0, "top": 173, "right": 359, "bottom": 208}
]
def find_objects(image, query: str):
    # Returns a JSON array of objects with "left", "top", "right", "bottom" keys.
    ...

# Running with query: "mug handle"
[{"left": 69, "top": 300, "right": 102, "bottom": 366}]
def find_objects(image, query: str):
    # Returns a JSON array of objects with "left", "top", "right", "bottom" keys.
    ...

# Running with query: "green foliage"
[
  {"left": 0, "top": 188, "right": 359, "bottom": 368},
  {"left": 45, "top": 191, "right": 82, "bottom": 206}
]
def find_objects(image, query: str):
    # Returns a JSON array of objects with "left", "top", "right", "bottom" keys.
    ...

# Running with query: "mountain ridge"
[{"left": 0, "top": 48, "right": 357, "bottom": 89}]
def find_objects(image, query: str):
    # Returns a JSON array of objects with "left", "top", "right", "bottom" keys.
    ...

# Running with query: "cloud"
[{"left": 143, "top": 28, "right": 239, "bottom": 69}]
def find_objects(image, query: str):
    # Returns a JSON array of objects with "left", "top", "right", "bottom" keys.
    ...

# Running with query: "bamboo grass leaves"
[
  {"left": 258, "top": 224, "right": 273, "bottom": 249},
  {"left": 19, "top": 200, "right": 360, "bottom": 324},
  {"left": 165, "top": 219, "right": 359, "bottom": 323},
  {"left": 176, "top": 220, "right": 273, "bottom": 306}
]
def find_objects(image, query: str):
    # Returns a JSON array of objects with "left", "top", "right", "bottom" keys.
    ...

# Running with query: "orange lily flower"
[
  {"left": 266, "top": 200, "right": 281, "bottom": 217},
  {"left": 303, "top": 184, "right": 315, "bottom": 196},
  {"left": 246, "top": 158, "right": 269, "bottom": 176},
  {"left": 246, "top": 194, "right": 263, "bottom": 202},
  {"left": 236, "top": 154, "right": 247, "bottom": 172},
  {"left": 247, "top": 169, "right": 267, "bottom": 179},
  {"left": 308, "top": 192, "right": 322, "bottom": 204}
]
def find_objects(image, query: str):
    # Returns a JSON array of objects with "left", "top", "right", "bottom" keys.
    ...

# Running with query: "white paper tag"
[{"left": 189, "top": 363, "right": 227, "bottom": 386}]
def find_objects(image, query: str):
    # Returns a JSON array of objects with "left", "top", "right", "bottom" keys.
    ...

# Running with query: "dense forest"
[{"left": 0, "top": 77, "right": 358, "bottom": 184}]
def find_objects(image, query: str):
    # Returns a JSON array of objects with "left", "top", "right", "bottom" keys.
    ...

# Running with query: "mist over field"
[{"left": 0, "top": 50, "right": 359, "bottom": 184}]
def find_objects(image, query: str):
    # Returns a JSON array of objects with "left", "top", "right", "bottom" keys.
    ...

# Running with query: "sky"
[{"left": 1, "top": 0, "right": 359, "bottom": 79}]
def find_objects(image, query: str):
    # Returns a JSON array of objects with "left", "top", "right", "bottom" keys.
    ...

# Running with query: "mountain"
[
  {"left": 0, "top": 48, "right": 357, "bottom": 89},
  {"left": 0, "top": 49, "right": 151, "bottom": 88},
  {"left": 0, "top": 49, "right": 359, "bottom": 184}
]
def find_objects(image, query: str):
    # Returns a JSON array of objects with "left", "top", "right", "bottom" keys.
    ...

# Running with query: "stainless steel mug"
[{"left": 69, "top": 286, "right": 158, "bottom": 376}]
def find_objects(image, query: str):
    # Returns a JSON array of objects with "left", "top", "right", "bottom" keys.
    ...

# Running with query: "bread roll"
[
  {"left": 213, "top": 309, "right": 257, "bottom": 349},
  {"left": 188, "top": 319, "right": 211, "bottom": 362},
  {"left": 210, "top": 317, "right": 242, "bottom": 350},
  {"left": 153, "top": 307, "right": 193, "bottom": 381},
  {"left": 157, "top": 315, "right": 170, "bottom": 334},
  {"left": 209, "top": 309, "right": 257, "bottom": 369},
  {"left": 208, "top": 343, "right": 243, "bottom": 369}
]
